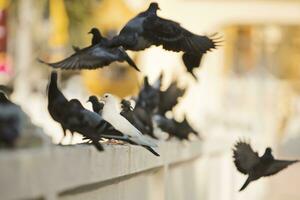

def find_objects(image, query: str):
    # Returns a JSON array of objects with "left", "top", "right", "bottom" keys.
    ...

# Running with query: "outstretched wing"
[
  {"left": 264, "top": 160, "right": 298, "bottom": 177},
  {"left": 39, "top": 45, "right": 120, "bottom": 70},
  {"left": 143, "top": 15, "right": 220, "bottom": 53},
  {"left": 233, "top": 141, "right": 260, "bottom": 174}
]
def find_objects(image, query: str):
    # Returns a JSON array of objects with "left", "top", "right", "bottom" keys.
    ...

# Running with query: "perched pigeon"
[
  {"left": 109, "top": 2, "right": 221, "bottom": 79},
  {"left": 153, "top": 115, "right": 199, "bottom": 140},
  {"left": 136, "top": 76, "right": 160, "bottom": 113},
  {"left": 47, "top": 71, "right": 70, "bottom": 143},
  {"left": 39, "top": 28, "right": 139, "bottom": 71},
  {"left": 47, "top": 71, "right": 116, "bottom": 150},
  {"left": 233, "top": 141, "right": 299, "bottom": 191},
  {"left": 87, "top": 95, "right": 104, "bottom": 114},
  {"left": 120, "top": 99, "right": 156, "bottom": 139},
  {"left": 0, "top": 92, "right": 24, "bottom": 148},
  {"left": 101, "top": 93, "right": 159, "bottom": 156},
  {"left": 158, "top": 80, "right": 185, "bottom": 116}
]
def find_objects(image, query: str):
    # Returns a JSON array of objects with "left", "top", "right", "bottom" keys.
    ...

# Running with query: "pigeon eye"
[{"left": 105, "top": 95, "right": 108, "bottom": 98}]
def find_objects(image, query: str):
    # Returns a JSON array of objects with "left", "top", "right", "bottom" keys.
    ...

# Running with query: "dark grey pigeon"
[
  {"left": 233, "top": 141, "right": 299, "bottom": 191},
  {"left": 109, "top": 2, "right": 221, "bottom": 79},
  {"left": 0, "top": 92, "right": 24, "bottom": 148},
  {"left": 87, "top": 95, "right": 104, "bottom": 114},
  {"left": 39, "top": 28, "right": 139, "bottom": 71},
  {"left": 72, "top": 27, "right": 105, "bottom": 52}
]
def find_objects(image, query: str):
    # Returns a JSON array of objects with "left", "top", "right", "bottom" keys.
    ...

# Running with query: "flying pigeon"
[
  {"left": 72, "top": 27, "right": 106, "bottom": 52},
  {"left": 0, "top": 92, "right": 24, "bottom": 148},
  {"left": 233, "top": 141, "right": 299, "bottom": 191},
  {"left": 109, "top": 2, "right": 221, "bottom": 79},
  {"left": 101, "top": 93, "right": 159, "bottom": 156},
  {"left": 39, "top": 28, "right": 139, "bottom": 71},
  {"left": 158, "top": 80, "right": 186, "bottom": 116}
]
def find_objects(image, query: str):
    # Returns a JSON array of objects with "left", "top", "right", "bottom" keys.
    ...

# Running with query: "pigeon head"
[
  {"left": 87, "top": 95, "right": 99, "bottom": 103},
  {"left": 265, "top": 147, "right": 272, "bottom": 154},
  {"left": 149, "top": 2, "right": 160, "bottom": 12},
  {"left": 121, "top": 99, "right": 133, "bottom": 111},
  {"left": 102, "top": 93, "right": 118, "bottom": 104},
  {"left": 88, "top": 28, "right": 101, "bottom": 36}
]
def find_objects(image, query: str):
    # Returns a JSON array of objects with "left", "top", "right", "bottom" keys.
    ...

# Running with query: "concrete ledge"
[{"left": 0, "top": 140, "right": 202, "bottom": 200}]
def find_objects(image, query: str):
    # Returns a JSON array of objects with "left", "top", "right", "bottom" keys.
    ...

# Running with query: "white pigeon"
[{"left": 101, "top": 93, "right": 158, "bottom": 148}]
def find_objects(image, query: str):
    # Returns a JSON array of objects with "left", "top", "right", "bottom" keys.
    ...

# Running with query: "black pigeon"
[
  {"left": 47, "top": 71, "right": 70, "bottom": 143},
  {"left": 72, "top": 27, "right": 105, "bottom": 52},
  {"left": 109, "top": 2, "right": 221, "bottom": 79},
  {"left": 136, "top": 76, "right": 160, "bottom": 113},
  {"left": 233, "top": 141, "right": 299, "bottom": 191},
  {"left": 158, "top": 80, "right": 185, "bottom": 116},
  {"left": 39, "top": 28, "right": 139, "bottom": 71},
  {"left": 153, "top": 115, "right": 199, "bottom": 140},
  {"left": 87, "top": 95, "right": 104, "bottom": 114},
  {"left": 120, "top": 99, "right": 156, "bottom": 139},
  {"left": 0, "top": 92, "right": 23, "bottom": 148}
]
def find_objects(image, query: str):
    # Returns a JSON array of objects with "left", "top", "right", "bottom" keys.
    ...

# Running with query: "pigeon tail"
[
  {"left": 124, "top": 54, "right": 140, "bottom": 72},
  {"left": 143, "top": 146, "right": 160, "bottom": 156},
  {"left": 92, "top": 140, "right": 104, "bottom": 151},
  {"left": 239, "top": 177, "right": 252, "bottom": 191}
]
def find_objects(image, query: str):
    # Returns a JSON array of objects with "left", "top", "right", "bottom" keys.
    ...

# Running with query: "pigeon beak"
[
  {"left": 88, "top": 30, "right": 92, "bottom": 34},
  {"left": 86, "top": 100, "right": 90, "bottom": 103}
]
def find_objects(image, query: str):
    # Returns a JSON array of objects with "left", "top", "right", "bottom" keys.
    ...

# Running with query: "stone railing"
[{"left": 0, "top": 140, "right": 204, "bottom": 200}]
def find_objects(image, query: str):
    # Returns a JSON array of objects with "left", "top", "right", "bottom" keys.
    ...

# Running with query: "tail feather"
[
  {"left": 143, "top": 146, "right": 160, "bottom": 156},
  {"left": 92, "top": 140, "right": 104, "bottom": 151},
  {"left": 124, "top": 54, "right": 140, "bottom": 72},
  {"left": 239, "top": 177, "right": 252, "bottom": 191}
]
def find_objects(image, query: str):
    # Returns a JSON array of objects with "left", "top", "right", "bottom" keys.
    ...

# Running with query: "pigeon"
[
  {"left": 120, "top": 99, "right": 156, "bottom": 139},
  {"left": 0, "top": 92, "right": 24, "bottom": 148},
  {"left": 233, "top": 141, "right": 299, "bottom": 191},
  {"left": 39, "top": 28, "right": 140, "bottom": 71},
  {"left": 87, "top": 95, "right": 104, "bottom": 114},
  {"left": 153, "top": 115, "right": 198, "bottom": 140},
  {"left": 47, "top": 71, "right": 70, "bottom": 143},
  {"left": 109, "top": 2, "right": 221, "bottom": 79},
  {"left": 158, "top": 80, "right": 185, "bottom": 116},
  {"left": 136, "top": 76, "right": 160, "bottom": 113},
  {"left": 101, "top": 93, "right": 160, "bottom": 156},
  {"left": 72, "top": 27, "right": 106, "bottom": 52}
]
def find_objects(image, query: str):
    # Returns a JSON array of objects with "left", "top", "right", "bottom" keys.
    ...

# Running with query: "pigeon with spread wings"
[
  {"left": 109, "top": 2, "right": 221, "bottom": 79},
  {"left": 39, "top": 28, "right": 139, "bottom": 72},
  {"left": 233, "top": 141, "right": 298, "bottom": 191}
]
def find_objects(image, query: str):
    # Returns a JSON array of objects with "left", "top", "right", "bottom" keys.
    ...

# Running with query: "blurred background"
[{"left": 0, "top": 0, "right": 300, "bottom": 199}]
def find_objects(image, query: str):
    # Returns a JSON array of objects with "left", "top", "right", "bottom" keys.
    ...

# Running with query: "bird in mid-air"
[
  {"left": 101, "top": 93, "right": 159, "bottom": 156},
  {"left": 109, "top": 2, "right": 221, "bottom": 79},
  {"left": 233, "top": 141, "right": 299, "bottom": 191},
  {"left": 39, "top": 27, "right": 139, "bottom": 72}
]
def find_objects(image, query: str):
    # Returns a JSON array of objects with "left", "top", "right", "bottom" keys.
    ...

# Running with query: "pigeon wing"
[
  {"left": 40, "top": 45, "right": 120, "bottom": 70},
  {"left": 263, "top": 160, "right": 298, "bottom": 177},
  {"left": 143, "top": 16, "right": 220, "bottom": 53},
  {"left": 233, "top": 141, "right": 260, "bottom": 174}
]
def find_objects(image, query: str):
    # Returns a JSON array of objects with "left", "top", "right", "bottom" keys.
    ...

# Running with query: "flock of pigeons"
[
  {"left": 39, "top": 2, "right": 221, "bottom": 79},
  {"left": 0, "top": 2, "right": 299, "bottom": 193}
]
